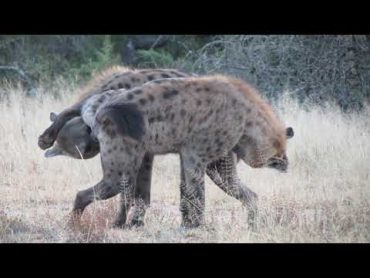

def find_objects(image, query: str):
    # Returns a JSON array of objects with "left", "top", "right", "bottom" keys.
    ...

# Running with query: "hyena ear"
[
  {"left": 50, "top": 112, "right": 58, "bottom": 122},
  {"left": 286, "top": 127, "right": 294, "bottom": 139},
  {"left": 44, "top": 146, "right": 64, "bottom": 158}
]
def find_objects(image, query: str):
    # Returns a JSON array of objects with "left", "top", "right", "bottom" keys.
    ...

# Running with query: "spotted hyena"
[
  {"left": 38, "top": 66, "right": 191, "bottom": 151},
  {"left": 68, "top": 75, "right": 293, "bottom": 228},
  {"left": 39, "top": 67, "right": 271, "bottom": 227}
]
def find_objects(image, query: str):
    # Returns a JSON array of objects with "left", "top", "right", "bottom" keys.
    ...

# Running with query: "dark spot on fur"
[
  {"left": 162, "top": 90, "right": 179, "bottom": 99},
  {"left": 133, "top": 89, "right": 143, "bottom": 95},
  {"left": 217, "top": 141, "right": 224, "bottom": 148},
  {"left": 196, "top": 100, "right": 202, "bottom": 106},
  {"left": 131, "top": 77, "right": 139, "bottom": 83},
  {"left": 139, "top": 98, "right": 147, "bottom": 106},
  {"left": 125, "top": 146, "right": 132, "bottom": 156},
  {"left": 124, "top": 83, "right": 131, "bottom": 89},
  {"left": 118, "top": 83, "right": 124, "bottom": 89},
  {"left": 127, "top": 93, "right": 134, "bottom": 100},
  {"left": 206, "top": 146, "right": 211, "bottom": 152},
  {"left": 189, "top": 115, "right": 194, "bottom": 123},
  {"left": 148, "top": 95, "right": 155, "bottom": 102},
  {"left": 118, "top": 171, "right": 123, "bottom": 176},
  {"left": 98, "top": 95, "right": 106, "bottom": 103},
  {"left": 189, "top": 156, "right": 195, "bottom": 164},
  {"left": 246, "top": 121, "right": 253, "bottom": 127},
  {"left": 144, "top": 155, "right": 151, "bottom": 163},
  {"left": 148, "top": 117, "right": 155, "bottom": 124},
  {"left": 113, "top": 146, "right": 117, "bottom": 151},
  {"left": 204, "top": 87, "right": 210, "bottom": 92},
  {"left": 206, "top": 98, "right": 212, "bottom": 105},
  {"left": 182, "top": 99, "right": 187, "bottom": 104},
  {"left": 147, "top": 75, "right": 155, "bottom": 81},
  {"left": 196, "top": 88, "right": 202, "bottom": 92},
  {"left": 180, "top": 109, "right": 186, "bottom": 117},
  {"left": 156, "top": 115, "right": 163, "bottom": 121},
  {"left": 161, "top": 73, "right": 170, "bottom": 78}
]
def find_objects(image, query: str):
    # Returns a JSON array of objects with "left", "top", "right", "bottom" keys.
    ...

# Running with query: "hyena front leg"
[
  {"left": 206, "top": 152, "right": 258, "bottom": 228},
  {"left": 179, "top": 152, "right": 206, "bottom": 228},
  {"left": 110, "top": 151, "right": 146, "bottom": 229},
  {"left": 71, "top": 178, "right": 122, "bottom": 220},
  {"left": 206, "top": 152, "right": 258, "bottom": 207},
  {"left": 123, "top": 153, "right": 154, "bottom": 228}
]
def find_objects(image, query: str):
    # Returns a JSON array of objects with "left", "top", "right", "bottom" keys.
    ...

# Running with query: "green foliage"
[
  {"left": 136, "top": 49, "right": 174, "bottom": 68},
  {"left": 2, "top": 35, "right": 369, "bottom": 111},
  {"left": 66, "top": 35, "right": 121, "bottom": 81}
]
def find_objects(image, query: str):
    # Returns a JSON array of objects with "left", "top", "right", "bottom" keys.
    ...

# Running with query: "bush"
[
  {"left": 181, "top": 35, "right": 370, "bottom": 111},
  {"left": 136, "top": 49, "right": 174, "bottom": 68}
]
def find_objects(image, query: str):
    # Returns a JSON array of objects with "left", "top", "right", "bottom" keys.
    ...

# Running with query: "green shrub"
[{"left": 136, "top": 49, "right": 174, "bottom": 68}]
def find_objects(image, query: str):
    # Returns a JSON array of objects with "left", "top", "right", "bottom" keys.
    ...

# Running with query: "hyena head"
[
  {"left": 44, "top": 114, "right": 100, "bottom": 159},
  {"left": 234, "top": 126, "right": 294, "bottom": 172},
  {"left": 264, "top": 126, "right": 294, "bottom": 172}
]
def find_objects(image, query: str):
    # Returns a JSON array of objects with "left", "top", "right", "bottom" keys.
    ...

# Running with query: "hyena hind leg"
[
  {"left": 109, "top": 148, "right": 146, "bottom": 229},
  {"left": 179, "top": 152, "right": 206, "bottom": 229},
  {"left": 124, "top": 153, "right": 154, "bottom": 228}
]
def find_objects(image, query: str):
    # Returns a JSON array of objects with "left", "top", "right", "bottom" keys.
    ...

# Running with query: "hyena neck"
[{"left": 81, "top": 90, "right": 116, "bottom": 129}]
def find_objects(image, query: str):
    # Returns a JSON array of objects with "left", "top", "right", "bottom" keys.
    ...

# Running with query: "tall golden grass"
[{"left": 0, "top": 83, "right": 369, "bottom": 243}]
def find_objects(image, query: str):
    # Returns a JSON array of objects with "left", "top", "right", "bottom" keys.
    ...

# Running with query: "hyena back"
[{"left": 73, "top": 75, "right": 292, "bottom": 228}]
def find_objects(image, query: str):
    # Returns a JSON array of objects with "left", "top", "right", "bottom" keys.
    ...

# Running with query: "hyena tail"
[{"left": 96, "top": 103, "right": 145, "bottom": 141}]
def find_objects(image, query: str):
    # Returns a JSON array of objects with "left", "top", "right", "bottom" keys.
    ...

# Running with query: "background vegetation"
[{"left": 1, "top": 35, "right": 370, "bottom": 111}]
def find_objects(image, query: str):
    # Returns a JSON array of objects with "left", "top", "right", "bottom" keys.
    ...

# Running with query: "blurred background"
[{"left": 1, "top": 35, "right": 369, "bottom": 111}]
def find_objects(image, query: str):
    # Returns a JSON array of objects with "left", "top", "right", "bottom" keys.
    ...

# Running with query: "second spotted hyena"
[
  {"left": 40, "top": 67, "right": 265, "bottom": 227},
  {"left": 70, "top": 75, "right": 293, "bottom": 228}
]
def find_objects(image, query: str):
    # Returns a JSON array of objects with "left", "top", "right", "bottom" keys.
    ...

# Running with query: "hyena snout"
[{"left": 266, "top": 157, "right": 288, "bottom": 172}]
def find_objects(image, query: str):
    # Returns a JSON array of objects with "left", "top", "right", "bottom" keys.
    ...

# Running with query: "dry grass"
[{"left": 1, "top": 84, "right": 369, "bottom": 243}]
